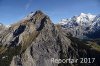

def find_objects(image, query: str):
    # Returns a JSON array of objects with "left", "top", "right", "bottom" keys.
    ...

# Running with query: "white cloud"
[{"left": 25, "top": 0, "right": 33, "bottom": 10}]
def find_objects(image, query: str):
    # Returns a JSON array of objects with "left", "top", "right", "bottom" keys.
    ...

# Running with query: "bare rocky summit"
[{"left": 0, "top": 10, "right": 100, "bottom": 66}]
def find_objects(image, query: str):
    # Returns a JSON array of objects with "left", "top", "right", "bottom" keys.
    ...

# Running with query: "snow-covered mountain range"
[{"left": 59, "top": 13, "right": 100, "bottom": 39}]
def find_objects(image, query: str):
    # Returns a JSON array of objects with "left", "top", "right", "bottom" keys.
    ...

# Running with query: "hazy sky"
[{"left": 0, "top": 0, "right": 100, "bottom": 25}]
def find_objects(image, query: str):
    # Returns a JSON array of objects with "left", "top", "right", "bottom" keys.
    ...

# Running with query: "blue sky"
[{"left": 0, "top": 0, "right": 100, "bottom": 25}]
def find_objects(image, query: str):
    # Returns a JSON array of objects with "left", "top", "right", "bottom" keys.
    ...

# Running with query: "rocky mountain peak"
[
  {"left": 0, "top": 11, "right": 100, "bottom": 66},
  {"left": 34, "top": 10, "right": 44, "bottom": 15},
  {"left": 23, "top": 10, "right": 46, "bottom": 22},
  {"left": 11, "top": 10, "right": 51, "bottom": 32}
]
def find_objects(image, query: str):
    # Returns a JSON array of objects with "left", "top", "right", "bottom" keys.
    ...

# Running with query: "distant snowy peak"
[
  {"left": 59, "top": 13, "right": 96, "bottom": 25},
  {"left": 79, "top": 13, "right": 96, "bottom": 19},
  {"left": 79, "top": 13, "right": 96, "bottom": 18},
  {"left": 59, "top": 19, "right": 69, "bottom": 25},
  {"left": 0, "top": 23, "right": 3, "bottom": 26},
  {"left": 5, "top": 25, "right": 11, "bottom": 28},
  {"left": 59, "top": 13, "right": 100, "bottom": 39},
  {"left": 76, "top": 13, "right": 96, "bottom": 23},
  {"left": 0, "top": 23, "right": 10, "bottom": 29}
]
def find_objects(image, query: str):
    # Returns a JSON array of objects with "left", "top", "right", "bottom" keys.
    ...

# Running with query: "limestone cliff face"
[{"left": 0, "top": 11, "right": 100, "bottom": 66}]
